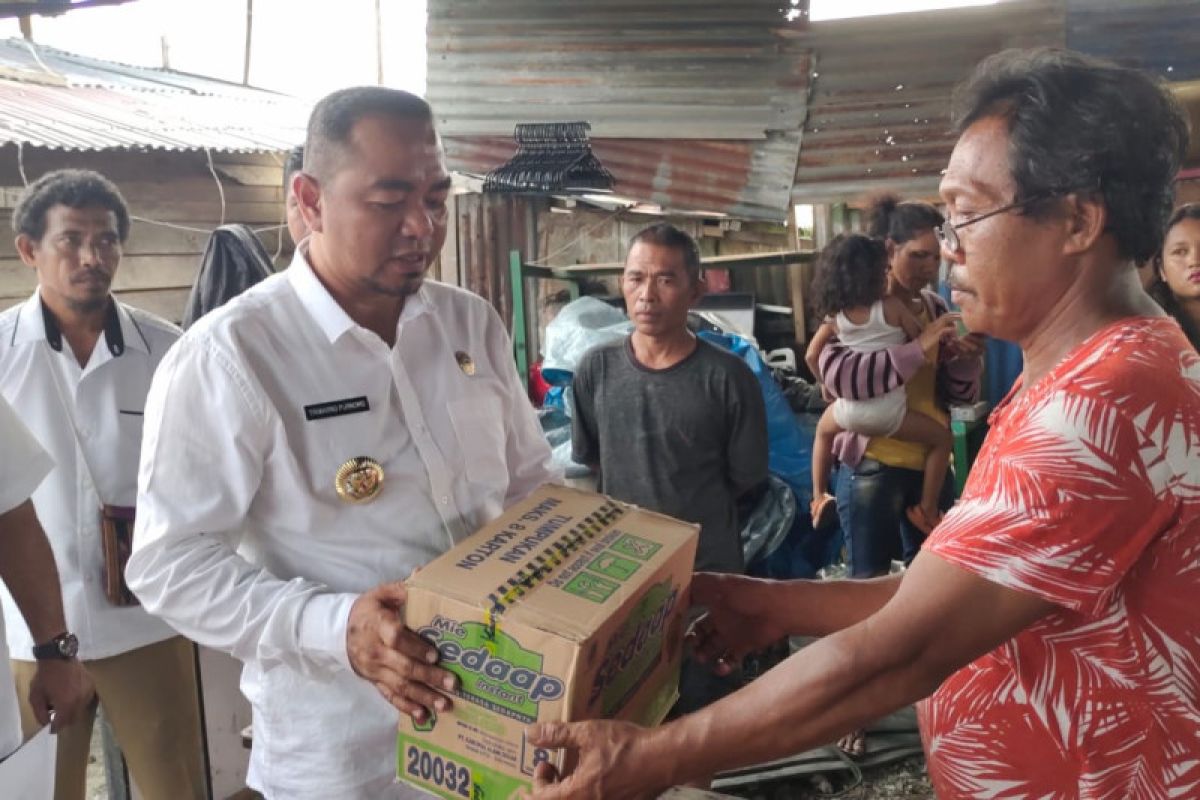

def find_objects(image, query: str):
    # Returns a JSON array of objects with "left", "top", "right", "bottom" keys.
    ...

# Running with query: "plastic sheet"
[
  {"left": 740, "top": 475, "right": 797, "bottom": 566},
  {"left": 541, "top": 297, "right": 632, "bottom": 385},
  {"left": 538, "top": 406, "right": 591, "bottom": 478},
  {"left": 698, "top": 331, "right": 814, "bottom": 508}
]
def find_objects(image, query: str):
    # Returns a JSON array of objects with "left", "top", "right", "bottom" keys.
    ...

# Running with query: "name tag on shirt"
[{"left": 304, "top": 396, "right": 370, "bottom": 421}]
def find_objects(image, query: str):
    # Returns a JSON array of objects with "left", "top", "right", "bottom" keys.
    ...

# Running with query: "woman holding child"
[
  {"left": 805, "top": 195, "right": 982, "bottom": 757},
  {"left": 813, "top": 196, "right": 983, "bottom": 580}
]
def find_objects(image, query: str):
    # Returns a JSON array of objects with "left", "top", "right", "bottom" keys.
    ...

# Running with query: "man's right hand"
[
  {"left": 346, "top": 581, "right": 458, "bottom": 722},
  {"left": 29, "top": 659, "right": 93, "bottom": 733},
  {"left": 687, "top": 573, "right": 788, "bottom": 675}
]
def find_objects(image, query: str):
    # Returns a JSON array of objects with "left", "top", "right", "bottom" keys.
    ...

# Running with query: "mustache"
[{"left": 70, "top": 268, "right": 111, "bottom": 284}]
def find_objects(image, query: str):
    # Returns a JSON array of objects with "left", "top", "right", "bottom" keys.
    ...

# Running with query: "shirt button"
[{"left": 440, "top": 496, "right": 449, "bottom": 506}]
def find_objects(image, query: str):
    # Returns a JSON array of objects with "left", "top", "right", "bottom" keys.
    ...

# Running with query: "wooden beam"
[{"left": 549, "top": 249, "right": 816, "bottom": 277}]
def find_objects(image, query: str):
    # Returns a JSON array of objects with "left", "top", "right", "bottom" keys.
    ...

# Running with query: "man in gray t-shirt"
[
  {"left": 572, "top": 336, "right": 767, "bottom": 573},
  {"left": 570, "top": 223, "right": 768, "bottom": 717}
]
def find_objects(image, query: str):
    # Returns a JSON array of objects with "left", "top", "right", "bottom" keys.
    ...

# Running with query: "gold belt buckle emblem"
[{"left": 335, "top": 456, "right": 384, "bottom": 503}]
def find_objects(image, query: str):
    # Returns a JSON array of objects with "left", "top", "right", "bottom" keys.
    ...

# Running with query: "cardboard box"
[{"left": 398, "top": 484, "right": 699, "bottom": 800}]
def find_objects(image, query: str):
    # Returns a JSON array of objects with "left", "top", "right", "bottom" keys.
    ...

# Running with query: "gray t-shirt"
[{"left": 571, "top": 337, "right": 768, "bottom": 573}]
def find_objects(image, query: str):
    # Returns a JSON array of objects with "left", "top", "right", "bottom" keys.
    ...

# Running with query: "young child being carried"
[{"left": 804, "top": 234, "right": 956, "bottom": 536}]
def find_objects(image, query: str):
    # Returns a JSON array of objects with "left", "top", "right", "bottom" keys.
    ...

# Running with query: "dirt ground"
[
  {"left": 86, "top": 731, "right": 106, "bottom": 799},
  {"left": 726, "top": 756, "right": 934, "bottom": 800}
]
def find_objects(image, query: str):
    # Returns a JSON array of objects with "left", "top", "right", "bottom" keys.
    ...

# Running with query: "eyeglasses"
[{"left": 936, "top": 193, "right": 1053, "bottom": 254}]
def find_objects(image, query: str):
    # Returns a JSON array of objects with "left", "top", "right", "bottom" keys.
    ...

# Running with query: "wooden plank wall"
[
  {"left": 0, "top": 145, "right": 289, "bottom": 325},
  {"left": 443, "top": 192, "right": 539, "bottom": 330}
]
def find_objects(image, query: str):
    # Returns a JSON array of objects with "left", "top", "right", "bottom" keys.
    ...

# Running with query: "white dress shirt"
[
  {"left": 0, "top": 292, "right": 179, "bottom": 663},
  {"left": 128, "top": 251, "right": 559, "bottom": 800},
  {"left": 0, "top": 394, "right": 54, "bottom": 760}
]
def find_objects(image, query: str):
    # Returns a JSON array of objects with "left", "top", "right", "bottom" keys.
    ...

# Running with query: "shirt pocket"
[{"left": 447, "top": 393, "right": 508, "bottom": 487}]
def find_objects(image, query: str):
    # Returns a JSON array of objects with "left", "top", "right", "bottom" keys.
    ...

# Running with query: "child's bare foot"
[
  {"left": 810, "top": 493, "right": 839, "bottom": 530},
  {"left": 906, "top": 505, "right": 943, "bottom": 535}
]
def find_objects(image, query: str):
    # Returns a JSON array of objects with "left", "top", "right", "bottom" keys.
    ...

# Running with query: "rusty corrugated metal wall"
[
  {"left": 1066, "top": 0, "right": 1200, "bottom": 83},
  {"left": 428, "top": 0, "right": 812, "bottom": 223},
  {"left": 791, "top": 0, "right": 1065, "bottom": 204},
  {"left": 431, "top": 0, "right": 1197, "bottom": 214}
]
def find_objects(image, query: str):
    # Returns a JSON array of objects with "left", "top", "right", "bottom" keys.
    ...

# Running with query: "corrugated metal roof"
[
  {"left": 0, "top": 38, "right": 309, "bottom": 153},
  {"left": 428, "top": 0, "right": 809, "bottom": 140},
  {"left": 429, "top": 0, "right": 811, "bottom": 222},
  {"left": 791, "top": 0, "right": 1064, "bottom": 204},
  {"left": 0, "top": 38, "right": 281, "bottom": 98}
]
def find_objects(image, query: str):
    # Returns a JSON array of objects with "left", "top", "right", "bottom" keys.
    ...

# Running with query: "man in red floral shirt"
[{"left": 528, "top": 47, "right": 1199, "bottom": 800}]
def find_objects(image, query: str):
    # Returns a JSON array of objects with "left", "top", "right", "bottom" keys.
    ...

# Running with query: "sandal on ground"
[
  {"left": 810, "top": 493, "right": 838, "bottom": 530},
  {"left": 905, "top": 505, "right": 943, "bottom": 535}
]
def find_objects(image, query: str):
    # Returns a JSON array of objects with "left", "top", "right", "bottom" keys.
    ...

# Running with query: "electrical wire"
[
  {"left": 16, "top": 141, "right": 27, "bottom": 186},
  {"left": 128, "top": 216, "right": 212, "bottom": 234},
  {"left": 204, "top": 146, "right": 227, "bottom": 226}
]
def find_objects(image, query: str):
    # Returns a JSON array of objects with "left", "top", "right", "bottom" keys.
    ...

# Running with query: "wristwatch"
[{"left": 32, "top": 632, "right": 79, "bottom": 661}]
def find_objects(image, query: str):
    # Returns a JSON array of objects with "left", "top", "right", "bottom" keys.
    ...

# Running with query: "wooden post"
[
  {"left": 509, "top": 250, "right": 529, "bottom": 381},
  {"left": 787, "top": 213, "right": 808, "bottom": 344},
  {"left": 18, "top": 15, "right": 32, "bottom": 41},
  {"left": 242, "top": 0, "right": 254, "bottom": 85}
]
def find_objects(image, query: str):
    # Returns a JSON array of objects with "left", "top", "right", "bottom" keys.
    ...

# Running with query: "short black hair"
[
  {"left": 304, "top": 87, "right": 434, "bottom": 180},
  {"left": 952, "top": 47, "right": 1189, "bottom": 263},
  {"left": 865, "top": 193, "right": 944, "bottom": 245},
  {"left": 628, "top": 223, "right": 702, "bottom": 283},
  {"left": 12, "top": 169, "right": 131, "bottom": 242},
  {"left": 283, "top": 145, "right": 304, "bottom": 191},
  {"left": 812, "top": 234, "right": 889, "bottom": 319}
]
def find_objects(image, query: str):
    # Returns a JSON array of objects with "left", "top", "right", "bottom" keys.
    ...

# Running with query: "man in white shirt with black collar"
[
  {"left": 128, "top": 87, "right": 559, "bottom": 799},
  {"left": 0, "top": 169, "right": 206, "bottom": 800}
]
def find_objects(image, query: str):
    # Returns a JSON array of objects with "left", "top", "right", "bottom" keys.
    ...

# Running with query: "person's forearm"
[
  {"left": 126, "top": 527, "right": 356, "bottom": 679},
  {"left": 0, "top": 500, "right": 69, "bottom": 643},
  {"left": 774, "top": 573, "right": 902, "bottom": 637},
  {"left": 658, "top": 619, "right": 941, "bottom": 784},
  {"left": 819, "top": 340, "right": 925, "bottom": 400},
  {"left": 655, "top": 555, "right": 1053, "bottom": 787}
]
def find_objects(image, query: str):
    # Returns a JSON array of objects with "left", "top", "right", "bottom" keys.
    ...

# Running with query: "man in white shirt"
[
  {"left": 0, "top": 170, "right": 206, "bottom": 800},
  {"left": 128, "top": 87, "right": 559, "bottom": 799},
  {"left": 0, "top": 395, "right": 93, "bottom": 765}
]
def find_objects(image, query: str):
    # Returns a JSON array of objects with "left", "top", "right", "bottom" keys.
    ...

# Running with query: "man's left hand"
[
  {"left": 525, "top": 720, "right": 666, "bottom": 800},
  {"left": 29, "top": 659, "right": 94, "bottom": 732}
]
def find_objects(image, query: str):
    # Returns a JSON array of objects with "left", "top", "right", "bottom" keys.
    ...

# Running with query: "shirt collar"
[
  {"left": 286, "top": 246, "right": 431, "bottom": 345},
  {"left": 8, "top": 290, "right": 148, "bottom": 356}
]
